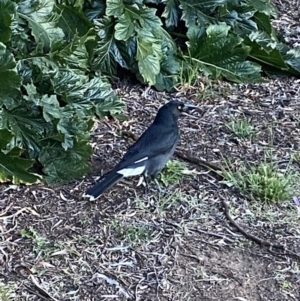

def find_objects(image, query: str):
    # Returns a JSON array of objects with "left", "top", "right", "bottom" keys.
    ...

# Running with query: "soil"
[{"left": 1, "top": 1, "right": 300, "bottom": 300}]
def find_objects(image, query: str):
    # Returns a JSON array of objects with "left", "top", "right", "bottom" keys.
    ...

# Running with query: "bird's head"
[
  {"left": 154, "top": 99, "right": 197, "bottom": 124},
  {"left": 166, "top": 99, "right": 197, "bottom": 117}
]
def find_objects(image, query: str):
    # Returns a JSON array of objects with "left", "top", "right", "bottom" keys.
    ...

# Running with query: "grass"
[
  {"left": 222, "top": 161, "right": 297, "bottom": 203},
  {"left": 160, "top": 160, "right": 192, "bottom": 186},
  {"left": 20, "top": 227, "right": 48, "bottom": 250},
  {"left": 0, "top": 283, "right": 15, "bottom": 301},
  {"left": 123, "top": 224, "right": 151, "bottom": 245},
  {"left": 111, "top": 219, "right": 151, "bottom": 245},
  {"left": 225, "top": 116, "right": 256, "bottom": 138}
]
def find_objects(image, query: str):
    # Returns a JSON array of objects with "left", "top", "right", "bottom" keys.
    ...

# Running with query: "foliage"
[
  {"left": 0, "top": 0, "right": 124, "bottom": 183},
  {"left": 1, "top": 0, "right": 300, "bottom": 183},
  {"left": 90, "top": 0, "right": 300, "bottom": 89},
  {"left": 225, "top": 116, "right": 256, "bottom": 138},
  {"left": 222, "top": 161, "right": 296, "bottom": 203},
  {"left": 160, "top": 159, "right": 191, "bottom": 186}
]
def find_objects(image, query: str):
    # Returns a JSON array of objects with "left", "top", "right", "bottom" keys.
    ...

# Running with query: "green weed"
[
  {"left": 225, "top": 116, "right": 256, "bottom": 138},
  {"left": 222, "top": 161, "right": 296, "bottom": 203},
  {"left": 160, "top": 160, "right": 192, "bottom": 186}
]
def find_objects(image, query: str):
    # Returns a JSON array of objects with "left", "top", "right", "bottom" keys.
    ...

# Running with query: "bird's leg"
[
  {"left": 143, "top": 175, "right": 149, "bottom": 195},
  {"left": 154, "top": 178, "right": 163, "bottom": 193}
]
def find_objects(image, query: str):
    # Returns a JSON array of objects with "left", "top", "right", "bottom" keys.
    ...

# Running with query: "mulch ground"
[{"left": 1, "top": 1, "right": 300, "bottom": 300}]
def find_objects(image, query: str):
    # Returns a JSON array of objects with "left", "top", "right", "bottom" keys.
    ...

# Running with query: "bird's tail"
[{"left": 83, "top": 171, "right": 123, "bottom": 200}]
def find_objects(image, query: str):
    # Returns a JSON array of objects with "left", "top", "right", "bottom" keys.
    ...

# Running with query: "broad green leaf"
[
  {"left": 39, "top": 141, "right": 92, "bottom": 184},
  {"left": 155, "top": 54, "right": 180, "bottom": 91},
  {"left": 56, "top": 4, "right": 92, "bottom": 38},
  {"left": 155, "top": 34, "right": 180, "bottom": 91},
  {"left": 0, "top": 105, "right": 52, "bottom": 157},
  {"left": 244, "top": 32, "right": 288, "bottom": 70},
  {"left": 0, "top": 129, "right": 40, "bottom": 184},
  {"left": 51, "top": 29, "right": 95, "bottom": 71},
  {"left": 91, "top": 38, "right": 118, "bottom": 74},
  {"left": 180, "top": 0, "right": 227, "bottom": 27},
  {"left": 138, "top": 55, "right": 160, "bottom": 85},
  {"left": 114, "top": 12, "right": 135, "bottom": 41},
  {"left": 248, "top": 0, "right": 278, "bottom": 17},
  {"left": 138, "top": 7, "right": 163, "bottom": 29},
  {"left": 106, "top": 0, "right": 124, "bottom": 17},
  {"left": 84, "top": 0, "right": 106, "bottom": 21},
  {"left": 0, "top": 43, "right": 22, "bottom": 109},
  {"left": 162, "top": 0, "right": 180, "bottom": 28},
  {"left": 187, "top": 23, "right": 262, "bottom": 82},
  {"left": 136, "top": 28, "right": 162, "bottom": 85},
  {"left": 253, "top": 11, "right": 272, "bottom": 35},
  {"left": 19, "top": 13, "right": 51, "bottom": 52},
  {"left": 52, "top": 69, "right": 124, "bottom": 118},
  {"left": 0, "top": 0, "right": 17, "bottom": 43},
  {"left": 17, "top": 0, "right": 64, "bottom": 46},
  {"left": 284, "top": 48, "right": 300, "bottom": 74}
]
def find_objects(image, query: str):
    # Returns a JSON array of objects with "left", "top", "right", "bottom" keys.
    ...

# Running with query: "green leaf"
[
  {"left": 0, "top": 129, "right": 40, "bottom": 184},
  {"left": 52, "top": 69, "right": 124, "bottom": 118},
  {"left": 284, "top": 48, "right": 300, "bottom": 74},
  {"left": 114, "top": 12, "right": 135, "bottom": 41},
  {"left": 244, "top": 31, "right": 289, "bottom": 70},
  {"left": 253, "top": 11, "right": 272, "bottom": 35},
  {"left": 55, "top": 4, "right": 92, "bottom": 39},
  {"left": 106, "top": 0, "right": 124, "bottom": 17},
  {"left": 187, "top": 23, "right": 262, "bottom": 82},
  {"left": 155, "top": 33, "right": 180, "bottom": 91},
  {"left": 162, "top": 0, "right": 180, "bottom": 28},
  {"left": 138, "top": 55, "right": 161, "bottom": 86},
  {"left": 180, "top": 0, "right": 227, "bottom": 27},
  {"left": 84, "top": 0, "right": 106, "bottom": 21},
  {"left": 51, "top": 29, "right": 95, "bottom": 71},
  {"left": 39, "top": 141, "right": 92, "bottom": 184},
  {"left": 0, "top": 0, "right": 17, "bottom": 43},
  {"left": 0, "top": 105, "right": 52, "bottom": 157},
  {"left": 136, "top": 27, "right": 162, "bottom": 84},
  {"left": 19, "top": 13, "right": 52, "bottom": 52},
  {"left": 248, "top": 0, "right": 278, "bottom": 17},
  {"left": 0, "top": 43, "right": 22, "bottom": 109}
]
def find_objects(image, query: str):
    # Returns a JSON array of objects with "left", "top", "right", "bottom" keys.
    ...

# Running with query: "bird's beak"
[{"left": 183, "top": 103, "right": 198, "bottom": 111}]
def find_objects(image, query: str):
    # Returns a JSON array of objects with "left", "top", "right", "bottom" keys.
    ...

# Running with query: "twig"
[
  {"left": 175, "top": 150, "right": 223, "bottom": 176},
  {"left": 29, "top": 275, "right": 60, "bottom": 301},
  {"left": 221, "top": 198, "right": 300, "bottom": 260},
  {"left": 190, "top": 227, "right": 235, "bottom": 243}
]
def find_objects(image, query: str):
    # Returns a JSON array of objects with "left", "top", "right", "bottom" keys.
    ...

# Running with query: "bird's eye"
[{"left": 177, "top": 105, "right": 182, "bottom": 110}]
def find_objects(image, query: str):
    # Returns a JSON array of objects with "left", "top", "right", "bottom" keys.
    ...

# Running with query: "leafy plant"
[
  {"left": 225, "top": 116, "right": 256, "bottom": 138},
  {"left": 90, "top": 0, "right": 300, "bottom": 89},
  {"left": 160, "top": 160, "right": 191, "bottom": 186},
  {"left": 0, "top": 0, "right": 124, "bottom": 183},
  {"left": 222, "top": 161, "right": 296, "bottom": 203},
  {"left": 124, "top": 224, "right": 151, "bottom": 245},
  {"left": 20, "top": 227, "right": 49, "bottom": 250},
  {"left": 0, "top": 283, "right": 15, "bottom": 301}
]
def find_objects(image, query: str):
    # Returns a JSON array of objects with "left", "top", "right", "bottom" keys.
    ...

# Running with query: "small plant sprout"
[
  {"left": 225, "top": 116, "right": 256, "bottom": 138},
  {"left": 160, "top": 160, "right": 192, "bottom": 186},
  {"left": 222, "top": 161, "right": 296, "bottom": 203}
]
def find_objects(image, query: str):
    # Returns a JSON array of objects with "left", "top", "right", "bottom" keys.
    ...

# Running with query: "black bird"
[{"left": 83, "top": 99, "right": 197, "bottom": 200}]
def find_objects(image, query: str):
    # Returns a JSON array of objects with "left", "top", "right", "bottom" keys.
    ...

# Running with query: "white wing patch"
[
  {"left": 134, "top": 157, "right": 148, "bottom": 163},
  {"left": 117, "top": 165, "right": 145, "bottom": 177}
]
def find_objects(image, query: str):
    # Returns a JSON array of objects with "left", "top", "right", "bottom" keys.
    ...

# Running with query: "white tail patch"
[
  {"left": 82, "top": 193, "right": 96, "bottom": 201},
  {"left": 117, "top": 165, "right": 145, "bottom": 177}
]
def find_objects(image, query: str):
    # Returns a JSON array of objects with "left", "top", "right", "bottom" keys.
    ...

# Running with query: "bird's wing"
[{"left": 114, "top": 124, "right": 179, "bottom": 171}]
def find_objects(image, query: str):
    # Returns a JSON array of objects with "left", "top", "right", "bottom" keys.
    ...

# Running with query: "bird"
[{"left": 83, "top": 99, "right": 197, "bottom": 200}]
